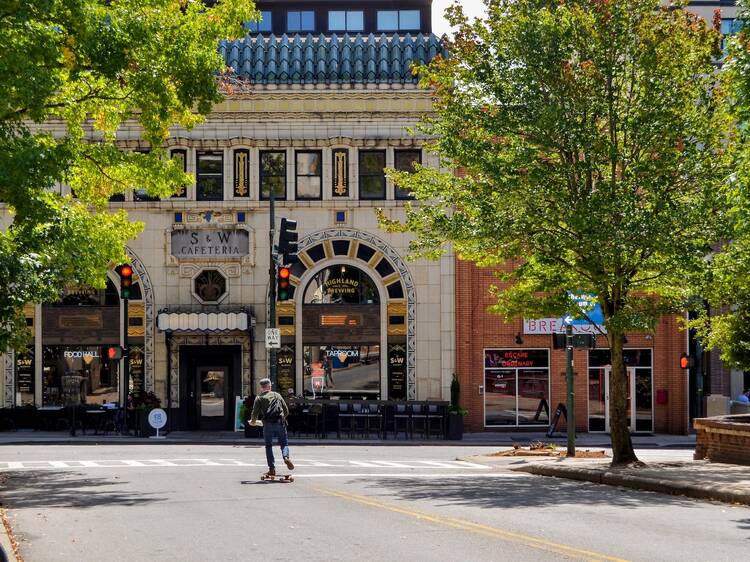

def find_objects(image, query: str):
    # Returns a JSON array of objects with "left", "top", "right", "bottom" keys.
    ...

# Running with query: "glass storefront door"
[{"left": 588, "top": 349, "right": 653, "bottom": 433}]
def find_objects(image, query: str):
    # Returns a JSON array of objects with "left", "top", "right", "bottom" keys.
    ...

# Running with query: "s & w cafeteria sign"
[{"left": 171, "top": 229, "right": 249, "bottom": 259}]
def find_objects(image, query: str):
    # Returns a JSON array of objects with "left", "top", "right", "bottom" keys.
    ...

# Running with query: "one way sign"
[{"left": 265, "top": 328, "right": 281, "bottom": 349}]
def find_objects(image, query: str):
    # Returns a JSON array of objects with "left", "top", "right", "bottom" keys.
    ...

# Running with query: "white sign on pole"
[
  {"left": 265, "top": 328, "right": 281, "bottom": 349},
  {"left": 148, "top": 408, "right": 167, "bottom": 439}
]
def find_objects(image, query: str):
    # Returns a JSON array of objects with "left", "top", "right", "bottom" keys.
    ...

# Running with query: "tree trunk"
[{"left": 609, "top": 331, "right": 639, "bottom": 465}]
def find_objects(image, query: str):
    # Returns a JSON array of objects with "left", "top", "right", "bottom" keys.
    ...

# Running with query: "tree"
[
  {"left": 0, "top": 0, "right": 257, "bottom": 352},
  {"left": 691, "top": 1, "right": 750, "bottom": 372},
  {"left": 382, "top": 0, "right": 731, "bottom": 465}
]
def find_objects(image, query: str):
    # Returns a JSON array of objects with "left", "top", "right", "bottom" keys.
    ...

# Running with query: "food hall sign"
[{"left": 171, "top": 229, "right": 249, "bottom": 259}]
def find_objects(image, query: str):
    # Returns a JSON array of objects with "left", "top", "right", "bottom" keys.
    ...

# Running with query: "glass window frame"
[
  {"left": 358, "top": 150, "right": 386, "bottom": 200},
  {"left": 377, "top": 10, "right": 398, "bottom": 31},
  {"left": 377, "top": 9, "right": 421, "bottom": 31},
  {"left": 287, "top": 10, "right": 315, "bottom": 33},
  {"left": 196, "top": 150, "right": 225, "bottom": 202},
  {"left": 483, "top": 348, "right": 550, "bottom": 428},
  {"left": 328, "top": 10, "right": 364, "bottom": 32},
  {"left": 394, "top": 149, "right": 421, "bottom": 200},
  {"left": 295, "top": 150, "right": 323, "bottom": 201},
  {"left": 246, "top": 10, "right": 272, "bottom": 33},
  {"left": 259, "top": 150, "right": 287, "bottom": 201}
]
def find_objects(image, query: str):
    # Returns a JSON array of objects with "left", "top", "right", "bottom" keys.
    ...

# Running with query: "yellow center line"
[{"left": 314, "top": 486, "right": 629, "bottom": 562}]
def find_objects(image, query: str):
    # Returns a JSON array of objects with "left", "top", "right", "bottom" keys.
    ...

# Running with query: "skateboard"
[{"left": 260, "top": 472, "right": 294, "bottom": 482}]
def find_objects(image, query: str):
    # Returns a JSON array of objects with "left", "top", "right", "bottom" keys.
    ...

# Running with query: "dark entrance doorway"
[{"left": 179, "top": 345, "right": 241, "bottom": 430}]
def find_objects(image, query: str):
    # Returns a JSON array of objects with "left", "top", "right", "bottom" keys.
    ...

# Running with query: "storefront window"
[
  {"left": 304, "top": 265, "right": 379, "bottom": 304},
  {"left": 42, "top": 346, "right": 119, "bottom": 406},
  {"left": 484, "top": 349, "right": 549, "bottom": 427},
  {"left": 303, "top": 344, "right": 380, "bottom": 399}
]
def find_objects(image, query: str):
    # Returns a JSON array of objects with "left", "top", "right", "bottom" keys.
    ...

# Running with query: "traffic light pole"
[
  {"left": 565, "top": 322, "right": 576, "bottom": 457},
  {"left": 121, "top": 297, "right": 130, "bottom": 435},
  {"left": 268, "top": 185, "right": 277, "bottom": 388}
]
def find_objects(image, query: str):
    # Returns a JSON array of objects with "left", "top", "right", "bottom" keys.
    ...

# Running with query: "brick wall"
[
  {"left": 694, "top": 416, "right": 750, "bottom": 465},
  {"left": 455, "top": 259, "right": 690, "bottom": 434}
]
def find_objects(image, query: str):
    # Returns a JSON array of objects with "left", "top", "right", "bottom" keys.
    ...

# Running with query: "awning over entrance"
[{"left": 157, "top": 311, "right": 252, "bottom": 332}]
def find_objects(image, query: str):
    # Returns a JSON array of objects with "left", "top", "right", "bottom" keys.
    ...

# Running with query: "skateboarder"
[{"left": 249, "top": 378, "right": 294, "bottom": 477}]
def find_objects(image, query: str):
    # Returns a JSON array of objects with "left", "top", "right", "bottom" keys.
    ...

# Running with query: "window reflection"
[
  {"left": 42, "top": 346, "right": 119, "bottom": 406},
  {"left": 303, "top": 345, "right": 380, "bottom": 399}
]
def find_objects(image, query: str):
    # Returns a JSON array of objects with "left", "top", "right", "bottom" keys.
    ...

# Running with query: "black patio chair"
[
  {"left": 337, "top": 402, "right": 355, "bottom": 438},
  {"left": 426, "top": 403, "right": 445, "bottom": 439},
  {"left": 350, "top": 402, "right": 368, "bottom": 438},
  {"left": 364, "top": 402, "right": 383, "bottom": 439},
  {"left": 410, "top": 403, "right": 428, "bottom": 439},
  {"left": 392, "top": 403, "right": 411, "bottom": 439}
]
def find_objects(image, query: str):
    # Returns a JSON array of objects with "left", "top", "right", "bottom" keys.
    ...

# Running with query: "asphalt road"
[{"left": 0, "top": 444, "right": 747, "bottom": 562}]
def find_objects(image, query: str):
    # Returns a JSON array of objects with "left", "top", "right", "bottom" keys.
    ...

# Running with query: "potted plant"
[
  {"left": 129, "top": 391, "right": 161, "bottom": 437},
  {"left": 447, "top": 374, "right": 467, "bottom": 440}
]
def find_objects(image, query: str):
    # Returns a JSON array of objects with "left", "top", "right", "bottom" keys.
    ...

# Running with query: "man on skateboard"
[{"left": 249, "top": 378, "right": 294, "bottom": 477}]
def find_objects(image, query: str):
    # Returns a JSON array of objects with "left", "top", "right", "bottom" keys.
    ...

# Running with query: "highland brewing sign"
[{"left": 171, "top": 229, "right": 249, "bottom": 259}]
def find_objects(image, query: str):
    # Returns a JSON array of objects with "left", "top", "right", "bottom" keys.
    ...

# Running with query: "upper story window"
[
  {"left": 721, "top": 18, "right": 743, "bottom": 51},
  {"left": 196, "top": 151, "right": 224, "bottom": 201},
  {"left": 359, "top": 150, "right": 386, "bottom": 200},
  {"left": 394, "top": 150, "right": 421, "bottom": 200},
  {"left": 260, "top": 151, "right": 287, "bottom": 200},
  {"left": 287, "top": 10, "right": 315, "bottom": 33},
  {"left": 296, "top": 151, "right": 322, "bottom": 200},
  {"left": 328, "top": 10, "right": 364, "bottom": 32},
  {"left": 133, "top": 149, "right": 159, "bottom": 202},
  {"left": 245, "top": 10, "right": 272, "bottom": 33},
  {"left": 377, "top": 10, "right": 421, "bottom": 32}
]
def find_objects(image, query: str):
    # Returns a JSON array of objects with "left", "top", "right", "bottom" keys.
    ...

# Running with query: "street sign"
[
  {"left": 265, "top": 328, "right": 281, "bottom": 349},
  {"left": 148, "top": 408, "right": 167, "bottom": 429}
]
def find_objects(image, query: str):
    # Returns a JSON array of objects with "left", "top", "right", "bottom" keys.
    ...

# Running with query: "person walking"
[{"left": 249, "top": 378, "right": 294, "bottom": 476}]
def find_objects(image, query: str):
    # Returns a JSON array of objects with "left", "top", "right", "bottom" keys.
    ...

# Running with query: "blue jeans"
[{"left": 263, "top": 420, "right": 289, "bottom": 470}]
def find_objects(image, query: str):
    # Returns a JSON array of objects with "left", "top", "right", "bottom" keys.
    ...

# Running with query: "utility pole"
[
  {"left": 268, "top": 184, "right": 277, "bottom": 387},
  {"left": 565, "top": 320, "right": 576, "bottom": 457}
]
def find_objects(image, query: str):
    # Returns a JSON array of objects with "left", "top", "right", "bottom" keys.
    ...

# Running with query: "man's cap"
[{"left": 259, "top": 378, "right": 272, "bottom": 386}]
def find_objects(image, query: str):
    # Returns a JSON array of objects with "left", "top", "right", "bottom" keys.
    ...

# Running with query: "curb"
[
  {"left": 513, "top": 463, "right": 750, "bottom": 506},
  {"left": 0, "top": 438, "right": 485, "bottom": 447},
  {"left": 0, "top": 508, "right": 18, "bottom": 562}
]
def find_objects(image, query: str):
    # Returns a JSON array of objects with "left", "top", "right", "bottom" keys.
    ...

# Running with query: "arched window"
[{"left": 303, "top": 265, "right": 379, "bottom": 305}]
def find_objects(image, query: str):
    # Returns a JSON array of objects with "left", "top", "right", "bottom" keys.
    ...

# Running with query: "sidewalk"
[
  {"left": 0, "top": 429, "right": 696, "bottom": 448},
  {"left": 509, "top": 457, "right": 750, "bottom": 506}
]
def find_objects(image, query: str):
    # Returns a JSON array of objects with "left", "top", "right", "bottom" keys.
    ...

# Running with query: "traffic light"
[
  {"left": 277, "top": 266, "right": 291, "bottom": 301},
  {"left": 116, "top": 264, "right": 133, "bottom": 299},
  {"left": 552, "top": 333, "right": 567, "bottom": 350},
  {"left": 105, "top": 345, "right": 123, "bottom": 361},
  {"left": 278, "top": 218, "right": 298, "bottom": 265},
  {"left": 679, "top": 353, "right": 695, "bottom": 369}
]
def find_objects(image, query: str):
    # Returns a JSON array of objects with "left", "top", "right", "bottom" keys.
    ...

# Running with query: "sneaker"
[
  {"left": 266, "top": 468, "right": 276, "bottom": 477},
  {"left": 283, "top": 456, "right": 294, "bottom": 470}
]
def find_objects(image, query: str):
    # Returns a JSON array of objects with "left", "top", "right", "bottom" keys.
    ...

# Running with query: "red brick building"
[{"left": 455, "top": 260, "right": 690, "bottom": 435}]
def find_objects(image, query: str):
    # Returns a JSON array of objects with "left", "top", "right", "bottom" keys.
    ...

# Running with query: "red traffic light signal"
[
  {"left": 679, "top": 353, "right": 694, "bottom": 369},
  {"left": 277, "top": 266, "right": 291, "bottom": 301},
  {"left": 116, "top": 264, "right": 133, "bottom": 299},
  {"left": 105, "top": 345, "right": 123, "bottom": 361}
]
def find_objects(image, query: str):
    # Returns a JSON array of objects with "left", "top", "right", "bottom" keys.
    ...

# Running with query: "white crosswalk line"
[
  {"left": 348, "top": 461, "right": 382, "bottom": 467},
  {"left": 49, "top": 461, "right": 69, "bottom": 468},
  {"left": 369, "top": 461, "right": 414, "bottom": 468}
]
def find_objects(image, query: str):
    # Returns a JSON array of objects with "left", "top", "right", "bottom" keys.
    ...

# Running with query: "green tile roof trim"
[{"left": 220, "top": 33, "right": 447, "bottom": 85}]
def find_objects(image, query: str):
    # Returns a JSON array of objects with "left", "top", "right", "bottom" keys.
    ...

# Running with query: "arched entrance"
[
  {"left": 300, "top": 264, "right": 383, "bottom": 398},
  {"left": 287, "top": 229, "right": 416, "bottom": 400}
]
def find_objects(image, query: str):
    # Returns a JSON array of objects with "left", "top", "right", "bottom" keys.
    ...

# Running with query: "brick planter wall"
[{"left": 694, "top": 415, "right": 750, "bottom": 466}]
